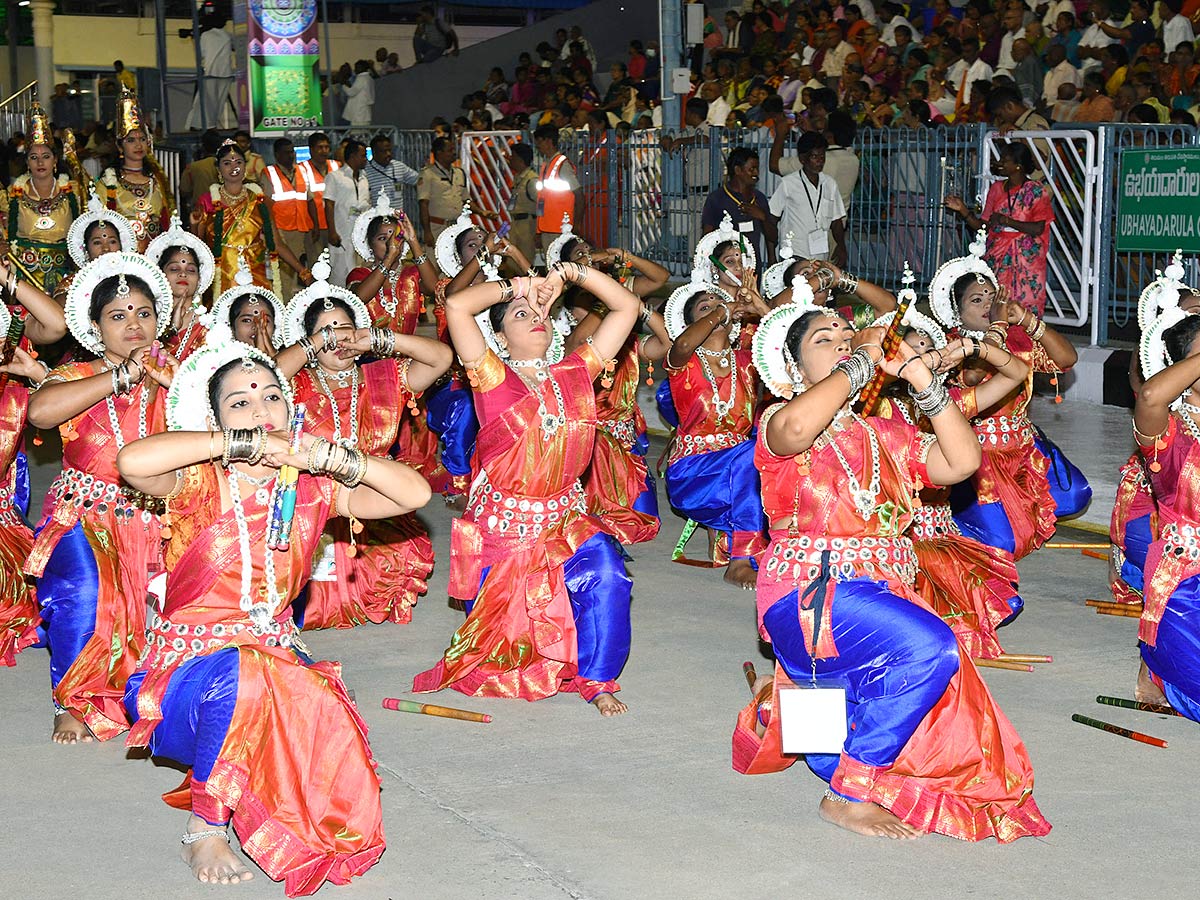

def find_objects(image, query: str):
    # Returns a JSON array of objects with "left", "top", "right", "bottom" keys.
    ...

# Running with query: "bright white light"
[{"left": 18, "top": 1, "right": 30, "bottom": 7}]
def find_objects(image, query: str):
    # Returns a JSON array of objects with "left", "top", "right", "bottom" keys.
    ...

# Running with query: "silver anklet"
[
  {"left": 181, "top": 828, "right": 230, "bottom": 845},
  {"left": 823, "top": 789, "right": 852, "bottom": 804}
]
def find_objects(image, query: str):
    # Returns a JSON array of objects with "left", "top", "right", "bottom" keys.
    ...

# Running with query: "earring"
[
  {"left": 88, "top": 324, "right": 101, "bottom": 342},
  {"left": 496, "top": 336, "right": 510, "bottom": 359}
]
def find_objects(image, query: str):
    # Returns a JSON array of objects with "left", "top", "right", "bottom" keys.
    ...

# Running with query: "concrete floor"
[{"left": 1, "top": 398, "right": 1194, "bottom": 900}]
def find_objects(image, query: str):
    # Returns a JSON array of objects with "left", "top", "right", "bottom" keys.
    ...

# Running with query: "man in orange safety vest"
[{"left": 533, "top": 123, "right": 582, "bottom": 254}]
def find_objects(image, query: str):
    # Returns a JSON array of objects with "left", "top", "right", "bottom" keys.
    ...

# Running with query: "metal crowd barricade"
[
  {"left": 1091, "top": 123, "right": 1200, "bottom": 344},
  {"left": 461, "top": 130, "right": 525, "bottom": 229},
  {"left": 153, "top": 145, "right": 186, "bottom": 211}
]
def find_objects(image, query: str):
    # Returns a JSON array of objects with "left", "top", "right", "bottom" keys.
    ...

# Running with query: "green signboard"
[{"left": 1117, "top": 147, "right": 1200, "bottom": 252}]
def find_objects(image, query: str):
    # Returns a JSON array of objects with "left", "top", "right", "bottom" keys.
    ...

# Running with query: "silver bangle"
[
  {"left": 412, "top": 253, "right": 428, "bottom": 265},
  {"left": 910, "top": 378, "right": 950, "bottom": 416},
  {"left": 836, "top": 272, "right": 859, "bottom": 294},
  {"left": 832, "top": 347, "right": 875, "bottom": 394}
]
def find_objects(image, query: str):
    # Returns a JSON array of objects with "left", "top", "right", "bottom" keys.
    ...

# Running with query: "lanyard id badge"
[{"left": 779, "top": 548, "right": 848, "bottom": 754}]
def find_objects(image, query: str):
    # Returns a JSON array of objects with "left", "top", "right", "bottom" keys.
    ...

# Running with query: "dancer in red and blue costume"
[
  {"left": 414, "top": 261, "right": 640, "bottom": 716},
  {"left": 733, "top": 301, "right": 1049, "bottom": 842}
]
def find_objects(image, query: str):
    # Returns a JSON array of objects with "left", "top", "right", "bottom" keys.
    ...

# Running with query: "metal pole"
[
  {"left": 154, "top": 0, "right": 170, "bottom": 132},
  {"left": 658, "top": 0, "right": 682, "bottom": 132},
  {"left": 322, "top": 0, "right": 334, "bottom": 128},
  {"left": 7, "top": 2, "right": 18, "bottom": 101},
  {"left": 191, "top": 1, "right": 207, "bottom": 130}
]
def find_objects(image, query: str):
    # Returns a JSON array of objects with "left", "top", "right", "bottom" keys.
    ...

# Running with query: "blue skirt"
[
  {"left": 1141, "top": 572, "right": 1200, "bottom": 723},
  {"left": 1122, "top": 513, "right": 1153, "bottom": 593},
  {"left": 665, "top": 440, "right": 765, "bottom": 557},
  {"left": 1034, "top": 431, "right": 1093, "bottom": 518},
  {"left": 426, "top": 380, "right": 478, "bottom": 478}
]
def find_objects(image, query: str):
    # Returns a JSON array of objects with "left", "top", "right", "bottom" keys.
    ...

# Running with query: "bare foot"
[
  {"left": 724, "top": 559, "right": 757, "bottom": 590},
  {"left": 52, "top": 711, "right": 95, "bottom": 744},
  {"left": 445, "top": 494, "right": 467, "bottom": 513},
  {"left": 1135, "top": 660, "right": 1170, "bottom": 706},
  {"left": 818, "top": 794, "right": 922, "bottom": 840},
  {"left": 751, "top": 675, "right": 773, "bottom": 737},
  {"left": 181, "top": 815, "right": 254, "bottom": 885},
  {"left": 592, "top": 693, "right": 628, "bottom": 717}
]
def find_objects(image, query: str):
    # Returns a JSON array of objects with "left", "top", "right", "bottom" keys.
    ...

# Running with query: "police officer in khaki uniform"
[
  {"left": 417, "top": 135, "right": 468, "bottom": 244},
  {"left": 506, "top": 142, "right": 539, "bottom": 264}
]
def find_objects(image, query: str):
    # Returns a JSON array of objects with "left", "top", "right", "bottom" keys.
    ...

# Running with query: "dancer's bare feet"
[
  {"left": 818, "top": 794, "right": 922, "bottom": 840},
  {"left": 724, "top": 558, "right": 757, "bottom": 590},
  {"left": 1135, "top": 660, "right": 1170, "bottom": 706},
  {"left": 751, "top": 675, "right": 773, "bottom": 737},
  {"left": 592, "top": 693, "right": 628, "bottom": 717},
  {"left": 181, "top": 815, "right": 254, "bottom": 885},
  {"left": 52, "top": 711, "right": 95, "bottom": 744}
]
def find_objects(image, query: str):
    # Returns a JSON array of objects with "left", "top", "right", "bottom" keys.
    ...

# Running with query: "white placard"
[
  {"left": 778, "top": 686, "right": 848, "bottom": 754},
  {"left": 685, "top": 3, "right": 705, "bottom": 44},
  {"left": 671, "top": 67, "right": 693, "bottom": 95}
]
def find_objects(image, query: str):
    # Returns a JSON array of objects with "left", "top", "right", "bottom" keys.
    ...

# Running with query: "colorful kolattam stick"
[
  {"left": 743, "top": 661, "right": 757, "bottom": 693},
  {"left": 974, "top": 658, "right": 1034, "bottom": 672},
  {"left": 996, "top": 653, "right": 1053, "bottom": 664},
  {"left": 1071, "top": 713, "right": 1167, "bottom": 748},
  {"left": 382, "top": 698, "right": 492, "bottom": 723},
  {"left": 1096, "top": 696, "right": 1182, "bottom": 718},
  {"left": 854, "top": 283, "right": 914, "bottom": 417},
  {"left": 269, "top": 403, "right": 306, "bottom": 551}
]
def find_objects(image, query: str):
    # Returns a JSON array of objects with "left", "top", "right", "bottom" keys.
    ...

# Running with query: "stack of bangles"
[
  {"left": 306, "top": 438, "right": 368, "bottom": 487},
  {"left": 110, "top": 361, "right": 140, "bottom": 395},
  {"left": 831, "top": 345, "right": 881, "bottom": 394},
  {"left": 222, "top": 427, "right": 270, "bottom": 467},
  {"left": 1021, "top": 310, "right": 1047, "bottom": 341},
  {"left": 369, "top": 327, "right": 398, "bottom": 357},
  {"left": 497, "top": 276, "right": 530, "bottom": 303},
  {"left": 985, "top": 319, "right": 1009, "bottom": 345},
  {"left": 297, "top": 325, "right": 340, "bottom": 366},
  {"left": 836, "top": 271, "right": 859, "bottom": 294},
  {"left": 4, "top": 268, "right": 18, "bottom": 297},
  {"left": 412, "top": 253, "right": 428, "bottom": 266},
  {"left": 908, "top": 377, "right": 951, "bottom": 417},
  {"left": 550, "top": 261, "right": 590, "bottom": 285}
]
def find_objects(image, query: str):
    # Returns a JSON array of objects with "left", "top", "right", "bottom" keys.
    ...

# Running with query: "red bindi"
[{"left": 249, "top": 381, "right": 258, "bottom": 389}]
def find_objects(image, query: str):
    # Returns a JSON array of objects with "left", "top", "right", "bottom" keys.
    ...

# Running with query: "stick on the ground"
[
  {"left": 382, "top": 698, "right": 492, "bottom": 723},
  {"left": 974, "top": 658, "right": 1034, "bottom": 672},
  {"left": 743, "top": 661, "right": 757, "bottom": 694},
  {"left": 1095, "top": 696, "right": 1183, "bottom": 718},
  {"left": 997, "top": 653, "right": 1053, "bottom": 664},
  {"left": 1047, "top": 542, "right": 1110, "bottom": 549},
  {"left": 1071, "top": 713, "right": 1168, "bottom": 748}
]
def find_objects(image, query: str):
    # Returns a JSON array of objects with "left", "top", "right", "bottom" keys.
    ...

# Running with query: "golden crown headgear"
[
  {"left": 26, "top": 102, "right": 51, "bottom": 148},
  {"left": 115, "top": 87, "right": 147, "bottom": 142}
]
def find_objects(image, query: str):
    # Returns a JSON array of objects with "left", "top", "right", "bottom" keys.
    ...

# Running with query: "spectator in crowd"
[
  {"left": 701, "top": 147, "right": 777, "bottom": 260},
  {"left": 1042, "top": 43, "right": 1081, "bottom": 110},
  {"left": 948, "top": 38, "right": 995, "bottom": 113},
  {"left": 234, "top": 130, "right": 266, "bottom": 184},
  {"left": 343, "top": 60, "right": 376, "bottom": 127},
  {"left": 768, "top": 131, "right": 847, "bottom": 265},
  {"left": 51, "top": 83, "right": 83, "bottom": 133},
  {"left": 365, "top": 134, "right": 419, "bottom": 207},
  {"left": 324, "top": 138, "right": 372, "bottom": 285},
  {"left": 414, "top": 4, "right": 458, "bottom": 64},
  {"left": 561, "top": 25, "right": 598, "bottom": 71},
  {"left": 1010, "top": 40, "right": 1045, "bottom": 106},
  {"left": 263, "top": 137, "right": 315, "bottom": 297},
  {"left": 178, "top": 128, "right": 223, "bottom": 216},
  {"left": 1071, "top": 71, "right": 1117, "bottom": 121},
  {"left": 1161, "top": 0, "right": 1196, "bottom": 56},
  {"left": 185, "top": 12, "right": 236, "bottom": 129},
  {"left": 1077, "top": 0, "right": 1118, "bottom": 74},
  {"left": 417, "top": 135, "right": 468, "bottom": 245}
]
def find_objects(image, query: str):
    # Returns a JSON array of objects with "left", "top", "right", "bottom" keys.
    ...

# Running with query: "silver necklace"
[
  {"left": 105, "top": 376, "right": 149, "bottom": 451},
  {"left": 1179, "top": 405, "right": 1200, "bottom": 444},
  {"left": 507, "top": 358, "right": 567, "bottom": 439},
  {"left": 229, "top": 466, "right": 273, "bottom": 506},
  {"left": 314, "top": 365, "right": 359, "bottom": 447},
  {"left": 378, "top": 267, "right": 400, "bottom": 318},
  {"left": 227, "top": 468, "right": 281, "bottom": 634},
  {"left": 1181, "top": 389, "right": 1200, "bottom": 419},
  {"left": 696, "top": 347, "right": 735, "bottom": 421},
  {"left": 826, "top": 412, "right": 882, "bottom": 521}
]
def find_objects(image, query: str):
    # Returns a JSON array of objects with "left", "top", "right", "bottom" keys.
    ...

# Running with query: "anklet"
[
  {"left": 823, "top": 789, "right": 852, "bottom": 804},
  {"left": 181, "top": 828, "right": 230, "bottom": 845}
]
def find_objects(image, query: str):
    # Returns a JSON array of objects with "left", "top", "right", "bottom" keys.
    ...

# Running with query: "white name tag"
[
  {"left": 311, "top": 542, "right": 338, "bottom": 582},
  {"left": 737, "top": 219, "right": 755, "bottom": 233},
  {"left": 779, "top": 685, "right": 848, "bottom": 754},
  {"left": 807, "top": 227, "right": 830, "bottom": 256}
]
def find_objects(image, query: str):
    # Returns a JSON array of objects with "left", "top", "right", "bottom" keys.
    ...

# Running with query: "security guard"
[
  {"left": 532, "top": 123, "right": 582, "bottom": 252},
  {"left": 263, "top": 137, "right": 314, "bottom": 296},
  {"left": 417, "top": 135, "right": 468, "bottom": 245},
  {"left": 506, "top": 142, "right": 539, "bottom": 264}
]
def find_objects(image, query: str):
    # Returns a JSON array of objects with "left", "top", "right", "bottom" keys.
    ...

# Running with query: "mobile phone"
[{"left": 497, "top": 222, "right": 511, "bottom": 238}]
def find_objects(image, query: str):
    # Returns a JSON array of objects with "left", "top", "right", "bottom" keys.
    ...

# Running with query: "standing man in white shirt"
[
  {"left": 768, "top": 132, "right": 847, "bottom": 266},
  {"left": 1076, "top": 1, "right": 1118, "bottom": 74},
  {"left": 947, "top": 37, "right": 995, "bottom": 109},
  {"left": 1161, "top": 0, "right": 1197, "bottom": 54},
  {"left": 186, "top": 13, "right": 235, "bottom": 129},
  {"left": 324, "top": 139, "right": 372, "bottom": 286},
  {"left": 996, "top": 5, "right": 1026, "bottom": 77},
  {"left": 365, "top": 135, "right": 419, "bottom": 207},
  {"left": 700, "top": 80, "right": 732, "bottom": 127}
]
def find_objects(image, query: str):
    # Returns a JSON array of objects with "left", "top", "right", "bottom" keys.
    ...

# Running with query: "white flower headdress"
[
  {"left": 65, "top": 252, "right": 173, "bottom": 356},
  {"left": 760, "top": 232, "right": 797, "bottom": 300},
  {"left": 434, "top": 202, "right": 480, "bottom": 277},
  {"left": 1138, "top": 250, "right": 1195, "bottom": 333},
  {"left": 664, "top": 274, "right": 737, "bottom": 342},
  {"left": 144, "top": 210, "right": 217, "bottom": 298},
  {"left": 869, "top": 265, "right": 946, "bottom": 348},
  {"left": 282, "top": 250, "right": 371, "bottom": 345},
  {"left": 166, "top": 334, "right": 294, "bottom": 432},
  {"left": 208, "top": 256, "right": 286, "bottom": 349},
  {"left": 928, "top": 227, "right": 996, "bottom": 332},
  {"left": 691, "top": 211, "right": 757, "bottom": 286},
  {"left": 752, "top": 275, "right": 832, "bottom": 398},
  {"left": 353, "top": 189, "right": 409, "bottom": 264},
  {"left": 66, "top": 188, "right": 137, "bottom": 268},
  {"left": 545, "top": 213, "right": 581, "bottom": 267}
]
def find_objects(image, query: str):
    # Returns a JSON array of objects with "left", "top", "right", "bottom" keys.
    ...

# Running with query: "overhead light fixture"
[{"left": 18, "top": 1, "right": 30, "bottom": 7}]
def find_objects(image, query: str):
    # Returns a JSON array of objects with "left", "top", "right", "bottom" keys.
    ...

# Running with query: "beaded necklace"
[
  {"left": 696, "top": 345, "right": 736, "bottom": 421},
  {"left": 227, "top": 468, "right": 282, "bottom": 634},
  {"left": 507, "top": 357, "right": 567, "bottom": 439},
  {"left": 313, "top": 364, "right": 359, "bottom": 447},
  {"left": 825, "top": 411, "right": 882, "bottom": 521},
  {"left": 104, "top": 361, "right": 149, "bottom": 451}
]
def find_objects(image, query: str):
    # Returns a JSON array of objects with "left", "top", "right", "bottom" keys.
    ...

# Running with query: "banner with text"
[
  {"left": 246, "top": 0, "right": 322, "bottom": 137},
  {"left": 1117, "top": 147, "right": 1200, "bottom": 252}
]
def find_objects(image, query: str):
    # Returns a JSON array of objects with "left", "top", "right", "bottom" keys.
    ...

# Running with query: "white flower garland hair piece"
[
  {"left": 66, "top": 188, "right": 137, "bottom": 269},
  {"left": 928, "top": 227, "right": 996, "bottom": 331},
  {"left": 167, "top": 334, "right": 293, "bottom": 432},
  {"left": 208, "top": 257, "right": 286, "bottom": 349},
  {"left": 760, "top": 231, "right": 798, "bottom": 300},
  {"left": 434, "top": 202, "right": 478, "bottom": 277},
  {"left": 545, "top": 213, "right": 579, "bottom": 267},
  {"left": 281, "top": 250, "right": 371, "bottom": 345},
  {"left": 65, "top": 252, "right": 173, "bottom": 356},
  {"left": 1140, "top": 305, "right": 1191, "bottom": 413},
  {"left": 144, "top": 210, "right": 217, "bottom": 298},
  {"left": 1137, "top": 249, "right": 1194, "bottom": 334},
  {"left": 353, "top": 188, "right": 408, "bottom": 263},
  {"left": 691, "top": 210, "right": 757, "bottom": 286},
  {"left": 664, "top": 276, "right": 737, "bottom": 341}
]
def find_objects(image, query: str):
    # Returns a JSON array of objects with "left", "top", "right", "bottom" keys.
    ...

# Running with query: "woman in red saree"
[
  {"left": 280, "top": 272, "right": 451, "bottom": 629},
  {"left": 413, "top": 261, "right": 640, "bottom": 716},
  {"left": 945, "top": 143, "right": 1055, "bottom": 316},
  {"left": 551, "top": 228, "right": 671, "bottom": 547},
  {"left": 26, "top": 252, "right": 174, "bottom": 743},
  {"left": 117, "top": 338, "right": 431, "bottom": 892},
  {"left": 733, "top": 302, "right": 1049, "bottom": 841},
  {"left": 146, "top": 211, "right": 216, "bottom": 362},
  {"left": 0, "top": 286, "right": 65, "bottom": 665},
  {"left": 929, "top": 237, "right": 1082, "bottom": 561}
]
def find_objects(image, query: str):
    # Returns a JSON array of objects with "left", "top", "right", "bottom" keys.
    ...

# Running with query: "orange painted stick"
[
  {"left": 1072, "top": 714, "right": 1167, "bottom": 748},
  {"left": 1081, "top": 549, "right": 1110, "bottom": 561},
  {"left": 1047, "top": 542, "right": 1110, "bottom": 549},
  {"left": 974, "top": 658, "right": 1034, "bottom": 672},
  {"left": 382, "top": 698, "right": 492, "bottom": 723},
  {"left": 743, "top": 661, "right": 757, "bottom": 693},
  {"left": 996, "top": 653, "right": 1053, "bottom": 664},
  {"left": 855, "top": 285, "right": 914, "bottom": 417},
  {"left": 1086, "top": 599, "right": 1142, "bottom": 611},
  {"left": 1096, "top": 605, "right": 1143, "bottom": 618}
]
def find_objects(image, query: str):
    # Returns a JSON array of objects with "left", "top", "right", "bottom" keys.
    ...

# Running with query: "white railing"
[{"left": 0, "top": 82, "right": 39, "bottom": 141}]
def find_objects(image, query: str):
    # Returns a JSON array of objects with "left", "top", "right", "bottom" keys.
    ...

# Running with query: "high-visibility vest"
[
  {"left": 265, "top": 164, "right": 314, "bottom": 232},
  {"left": 535, "top": 153, "right": 574, "bottom": 233},
  {"left": 298, "top": 159, "right": 341, "bottom": 229}
]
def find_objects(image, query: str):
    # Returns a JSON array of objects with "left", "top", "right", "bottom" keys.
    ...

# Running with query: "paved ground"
[{"left": 2, "top": 397, "right": 1195, "bottom": 900}]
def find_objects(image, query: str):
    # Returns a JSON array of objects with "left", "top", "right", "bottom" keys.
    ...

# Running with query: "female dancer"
[
  {"left": 191, "top": 141, "right": 307, "bottom": 297},
  {"left": 146, "top": 212, "right": 216, "bottom": 361},
  {"left": 760, "top": 243, "right": 898, "bottom": 325},
  {"left": 945, "top": 143, "right": 1054, "bottom": 316},
  {"left": 348, "top": 192, "right": 439, "bottom": 334},
  {"left": 208, "top": 258, "right": 286, "bottom": 355},
  {"left": 929, "top": 232, "right": 1084, "bottom": 560},
  {"left": 95, "top": 88, "right": 174, "bottom": 251},
  {"left": 550, "top": 220, "right": 670, "bottom": 547},
  {"left": 413, "top": 261, "right": 639, "bottom": 716},
  {"left": 25, "top": 253, "right": 173, "bottom": 743},
  {"left": 117, "top": 338, "right": 431, "bottom": 891},
  {"left": 1, "top": 104, "right": 81, "bottom": 297},
  {"left": 55, "top": 189, "right": 138, "bottom": 306},
  {"left": 1130, "top": 308, "right": 1200, "bottom": 720},
  {"left": 661, "top": 274, "right": 768, "bottom": 588},
  {"left": 0, "top": 297, "right": 60, "bottom": 665},
  {"left": 871, "top": 298, "right": 1030, "bottom": 658},
  {"left": 281, "top": 263, "right": 450, "bottom": 629},
  {"left": 733, "top": 301, "right": 1049, "bottom": 842}
]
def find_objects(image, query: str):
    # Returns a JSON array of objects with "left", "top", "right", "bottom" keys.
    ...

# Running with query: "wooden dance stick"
[
  {"left": 382, "top": 698, "right": 492, "bottom": 723},
  {"left": 1071, "top": 714, "right": 1168, "bottom": 748},
  {"left": 0, "top": 315, "right": 25, "bottom": 395},
  {"left": 1089, "top": 602, "right": 1142, "bottom": 618},
  {"left": 1096, "top": 696, "right": 1183, "bottom": 718},
  {"left": 1081, "top": 549, "right": 1110, "bottom": 561},
  {"left": 743, "top": 661, "right": 757, "bottom": 694},
  {"left": 974, "top": 658, "right": 1034, "bottom": 672},
  {"left": 855, "top": 284, "right": 915, "bottom": 418},
  {"left": 1047, "top": 542, "right": 1110, "bottom": 549},
  {"left": 1086, "top": 598, "right": 1140, "bottom": 610},
  {"left": 996, "top": 653, "right": 1053, "bottom": 664}
]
